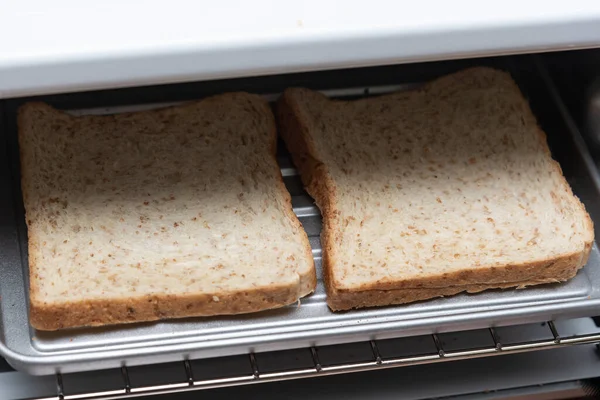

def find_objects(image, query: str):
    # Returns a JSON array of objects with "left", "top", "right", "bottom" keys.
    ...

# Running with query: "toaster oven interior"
[{"left": 2, "top": 49, "right": 600, "bottom": 399}]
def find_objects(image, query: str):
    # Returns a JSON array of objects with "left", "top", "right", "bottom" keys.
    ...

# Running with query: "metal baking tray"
[{"left": 2, "top": 55, "right": 600, "bottom": 375}]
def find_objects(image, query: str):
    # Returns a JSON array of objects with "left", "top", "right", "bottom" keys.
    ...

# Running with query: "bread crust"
[
  {"left": 327, "top": 245, "right": 589, "bottom": 310},
  {"left": 277, "top": 67, "right": 594, "bottom": 310},
  {"left": 19, "top": 96, "right": 315, "bottom": 331},
  {"left": 257, "top": 98, "right": 317, "bottom": 299},
  {"left": 277, "top": 91, "right": 342, "bottom": 310},
  {"left": 30, "top": 284, "right": 300, "bottom": 330},
  {"left": 327, "top": 269, "right": 583, "bottom": 311}
]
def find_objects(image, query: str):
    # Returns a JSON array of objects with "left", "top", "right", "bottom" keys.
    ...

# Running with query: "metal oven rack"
[{"left": 26, "top": 319, "right": 600, "bottom": 399}]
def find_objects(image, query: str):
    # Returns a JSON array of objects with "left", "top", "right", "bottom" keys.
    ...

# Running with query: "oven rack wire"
[{"left": 30, "top": 320, "right": 600, "bottom": 400}]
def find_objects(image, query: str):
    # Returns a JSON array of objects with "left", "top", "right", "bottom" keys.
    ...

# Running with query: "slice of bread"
[
  {"left": 19, "top": 93, "right": 315, "bottom": 330},
  {"left": 277, "top": 67, "right": 594, "bottom": 311}
]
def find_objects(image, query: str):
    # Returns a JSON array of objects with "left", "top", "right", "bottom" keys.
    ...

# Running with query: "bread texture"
[
  {"left": 19, "top": 93, "right": 316, "bottom": 330},
  {"left": 277, "top": 67, "right": 594, "bottom": 311}
]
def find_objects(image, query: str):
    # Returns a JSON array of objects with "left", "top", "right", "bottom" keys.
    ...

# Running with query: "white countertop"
[{"left": 2, "top": 0, "right": 600, "bottom": 98}]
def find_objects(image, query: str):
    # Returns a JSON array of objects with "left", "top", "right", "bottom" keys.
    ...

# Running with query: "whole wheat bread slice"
[
  {"left": 277, "top": 67, "right": 594, "bottom": 311},
  {"left": 19, "top": 93, "right": 315, "bottom": 330}
]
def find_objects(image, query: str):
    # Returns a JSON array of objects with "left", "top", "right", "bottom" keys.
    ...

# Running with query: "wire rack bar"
[
  {"left": 432, "top": 333, "right": 445, "bottom": 357},
  {"left": 310, "top": 347, "right": 322, "bottom": 372},
  {"left": 548, "top": 321, "right": 561, "bottom": 343},
  {"left": 31, "top": 320, "right": 600, "bottom": 400},
  {"left": 489, "top": 327, "right": 502, "bottom": 350},
  {"left": 56, "top": 372, "right": 64, "bottom": 400},
  {"left": 370, "top": 340, "right": 383, "bottom": 365},
  {"left": 183, "top": 359, "right": 194, "bottom": 386},
  {"left": 120, "top": 367, "right": 131, "bottom": 395}
]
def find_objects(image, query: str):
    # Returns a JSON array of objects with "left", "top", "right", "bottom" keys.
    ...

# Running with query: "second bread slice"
[{"left": 277, "top": 67, "right": 594, "bottom": 311}]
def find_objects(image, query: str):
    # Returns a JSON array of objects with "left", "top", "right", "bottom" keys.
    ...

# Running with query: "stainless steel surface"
[
  {"left": 1, "top": 318, "right": 598, "bottom": 400},
  {"left": 2, "top": 56, "right": 600, "bottom": 375}
]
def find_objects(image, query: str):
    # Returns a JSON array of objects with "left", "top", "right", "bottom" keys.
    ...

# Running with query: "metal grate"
[{"left": 29, "top": 320, "right": 600, "bottom": 400}]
